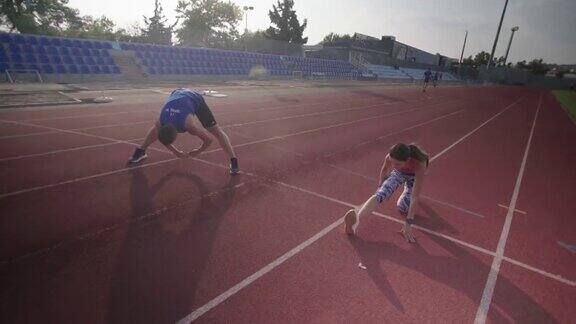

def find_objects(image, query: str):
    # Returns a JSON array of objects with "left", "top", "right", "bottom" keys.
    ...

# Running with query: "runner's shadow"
[
  {"left": 106, "top": 168, "right": 240, "bottom": 324},
  {"left": 349, "top": 202, "right": 556, "bottom": 322}
]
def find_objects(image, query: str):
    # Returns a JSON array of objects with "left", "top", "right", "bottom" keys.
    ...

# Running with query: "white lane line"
[
  {"left": 497, "top": 204, "right": 527, "bottom": 215},
  {"left": 177, "top": 96, "right": 528, "bottom": 323},
  {"left": 430, "top": 97, "right": 524, "bottom": 162},
  {"left": 557, "top": 241, "right": 576, "bottom": 254},
  {"left": 0, "top": 142, "right": 128, "bottom": 163},
  {"left": 0, "top": 100, "right": 455, "bottom": 198},
  {"left": 474, "top": 93, "right": 542, "bottom": 324},
  {"left": 503, "top": 256, "right": 576, "bottom": 286},
  {"left": 422, "top": 195, "right": 486, "bottom": 218},
  {"left": 0, "top": 94, "right": 450, "bottom": 140},
  {"left": 0, "top": 99, "right": 434, "bottom": 162}
]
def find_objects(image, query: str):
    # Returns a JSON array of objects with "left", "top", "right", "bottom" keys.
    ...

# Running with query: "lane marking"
[
  {"left": 497, "top": 204, "right": 527, "bottom": 215},
  {"left": 474, "top": 93, "right": 542, "bottom": 324}
]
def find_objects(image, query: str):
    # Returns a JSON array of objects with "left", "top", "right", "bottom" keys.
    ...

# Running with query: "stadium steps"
[{"left": 110, "top": 50, "right": 148, "bottom": 82}]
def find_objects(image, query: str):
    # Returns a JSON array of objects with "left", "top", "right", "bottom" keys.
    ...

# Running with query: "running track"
[{"left": 0, "top": 84, "right": 574, "bottom": 323}]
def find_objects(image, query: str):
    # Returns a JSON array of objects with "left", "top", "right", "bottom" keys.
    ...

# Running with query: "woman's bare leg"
[{"left": 345, "top": 195, "right": 380, "bottom": 235}]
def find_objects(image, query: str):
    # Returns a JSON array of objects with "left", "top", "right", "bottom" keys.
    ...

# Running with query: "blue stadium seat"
[
  {"left": 13, "top": 34, "right": 25, "bottom": 44},
  {"left": 0, "top": 62, "right": 8, "bottom": 72},
  {"left": 22, "top": 44, "right": 34, "bottom": 52},
  {"left": 93, "top": 41, "right": 102, "bottom": 49},
  {"left": 0, "top": 33, "right": 10, "bottom": 43},
  {"left": 135, "top": 52, "right": 144, "bottom": 59},
  {"left": 71, "top": 39, "right": 82, "bottom": 47},
  {"left": 82, "top": 40, "right": 93, "bottom": 48},
  {"left": 90, "top": 65, "right": 102, "bottom": 74},
  {"left": 50, "top": 56, "right": 62, "bottom": 64},
  {"left": 38, "top": 54, "right": 49, "bottom": 64},
  {"left": 9, "top": 44, "right": 22, "bottom": 53},
  {"left": 100, "top": 65, "right": 111, "bottom": 74},
  {"left": 62, "top": 55, "right": 73, "bottom": 64},
  {"left": 62, "top": 39, "right": 72, "bottom": 47},
  {"left": 112, "top": 66, "right": 120, "bottom": 74},
  {"left": 81, "top": 48, "right": 91, "bottom": 56},
  {"left": 24, "top": 53, "right": 37, "bottom": 63},
  {"left": 39, "top": 37, "right": 50, "bottom": 46},
  {"left": 104, "top": 57, "right": 114, "bottom": 65},
  {"left": 50, "top": 38, "right": 62, "bottom": 46},
  {"left": 100, "top": 49, "right": 110, "bottom": 57},
  {"left": 67, "top": 64, "right": 79, "bottom": 74},
  {"left": 0, "top": 52, "right": 7, "bottom": 62},
  {"left": 11, "top": 63, "right": 25, "bottom": 70},
  {"left": 10, "top": 53, "right": 23, "bottom": 63},
  {"left": 47, "top": 46, "right": 58, "bottom": 55},
  {"left": 73, "top": 56, "right": 85, "bottom": 65},
  {"left": 71, "top": 47, "right": 81, "bottom": 56},
  {"left": 94, "top": 57, "right": 104, "bottom": 65},
  {"left": 26, "top": 64, "right": 40, "bottom": 71},
  {"left": 91, "top": 49, "right": 101, "bottom": 56},
  {"left": 59, "top": 47, "right": 70, "bottom": 55},
  {"left": 41, "top": 64, "right": 54, "bottom": 73},
  {"left": 103, "top": 42, "right": 112, "bottom": 49},
  {"left": 84, "top": 57, "right": 95, "bottom": 65},
  {"left": 80, "top": 65, "right": 90, "bottom": 74},
  {"left": 55, "top": 65, "right": 67, "bottom": 73}
]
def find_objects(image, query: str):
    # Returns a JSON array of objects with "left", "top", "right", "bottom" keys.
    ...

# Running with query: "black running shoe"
[
  {"left": 229, "top": 157, "right": 239, "bottom": 175},
  {"left": 129, "top": 148, "right": 147, "bottom": 164}
]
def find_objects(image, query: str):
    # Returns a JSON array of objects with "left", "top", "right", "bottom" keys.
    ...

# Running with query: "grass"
[{"left": 553, "top": 90, "right": 576, "bottom": 122}]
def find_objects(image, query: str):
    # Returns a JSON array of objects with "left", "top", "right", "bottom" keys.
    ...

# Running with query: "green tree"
[
  {"left": 461, "top": 55, "right": 474, "bottom": 66},
  {"left": 141, "top": 0, "right": 177, "bottom": 45},
  {"left": 265, "top": 0, "right": 307, "bottom": 44},
  {"left": 322, "top": 33, "right": 351, "bottom": 45},
  {"left": 516, "top": 60, "right": 527, "bottom": 69},
  {"left": 0, "top": 0, "right": 82, "bottom": 35},
  {"left": 175, "top": 0, "right": 242, "bottom": 48},
  {"left": 473, "top": 51, "right": 490, "bottom": 67},
  {"left": 63, "top": 15, "right": 143, "bottom": 41},
  {"left": 527, "top": 58, "right": 548, "bottom": 75}
]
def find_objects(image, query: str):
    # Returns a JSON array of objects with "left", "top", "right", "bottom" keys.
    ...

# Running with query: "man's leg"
[
  {"left": 140, "top": 122, "right": 159, "bottom": 150},
  {"left": 197, "top": 99, "right": 239, "bottom": 174},
  {"left": 129, "top": 121, "right": 158, "bottom": 164},
  {"left": 207, "top": 125, "right": 236, "bottom": 159}
]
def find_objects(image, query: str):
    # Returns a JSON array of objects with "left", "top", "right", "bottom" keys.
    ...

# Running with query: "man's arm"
[
  {"left": 185, "top": 117, "right": 213, "bottom": 157},
  {"left": 166, "top": 143, "right": 187, "bottom": 158}
]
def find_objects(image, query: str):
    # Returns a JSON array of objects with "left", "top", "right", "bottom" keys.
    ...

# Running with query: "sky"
[{"left": 67, "top": 0, "right": 576, "bottom": 64}]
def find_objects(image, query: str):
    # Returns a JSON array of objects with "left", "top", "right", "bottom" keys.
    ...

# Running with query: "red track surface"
[{"left": 0, "top": 85, "right": 574, "bottom": 323}]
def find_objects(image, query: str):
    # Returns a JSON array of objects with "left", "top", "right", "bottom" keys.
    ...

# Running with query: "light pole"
[
  {"left": 487, "top": 0, "right": 509, "bottom": 70},
  {"left": 460, "top": 30, "right": 468, "bottom": 64},
  {"left": 503, "top": 26, "right": 519, "bottom": 66},
  {"left": 243, "top": 6, "right": 254, "bottom": 34}
]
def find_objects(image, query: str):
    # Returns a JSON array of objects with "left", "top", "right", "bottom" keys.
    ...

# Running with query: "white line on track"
[
  {"left": 474, "top": 93, "right": 542, "bottom": 324},
  {"left": 177, "top": 95, "right": 538, "bottom": 323},
  {"left": 0, "top": 99, "right": 458, "bottom": 198}
]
